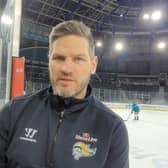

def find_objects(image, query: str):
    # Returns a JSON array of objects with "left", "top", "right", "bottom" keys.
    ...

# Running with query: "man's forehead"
[
  {"left": 52, "top": 35, "right": 89, "bottom": 45},
  {"left": 52, "top": 38, "right": 89, "bottom": 53}
]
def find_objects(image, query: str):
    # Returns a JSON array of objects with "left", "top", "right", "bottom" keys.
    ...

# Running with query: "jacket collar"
[{"left": 47, "top": 85, "right": 92, "bottom": 113}]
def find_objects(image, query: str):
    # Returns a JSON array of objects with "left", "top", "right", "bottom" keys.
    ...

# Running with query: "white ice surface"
[{"left": 112, "top": 108, "right": 168, "bottom": 168}]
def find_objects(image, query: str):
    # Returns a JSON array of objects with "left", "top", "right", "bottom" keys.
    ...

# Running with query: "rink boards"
[{"left": 104, "top": 102, "right": 168, "bottom": 112}]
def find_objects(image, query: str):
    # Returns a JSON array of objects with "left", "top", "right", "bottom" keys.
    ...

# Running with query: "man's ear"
[{"left": 91, "top": 56, "right": 98, "bottom": 74}]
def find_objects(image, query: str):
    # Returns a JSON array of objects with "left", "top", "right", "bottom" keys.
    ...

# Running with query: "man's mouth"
[{"left": 59, "top": 78, "right": 74, "bottom": 84}]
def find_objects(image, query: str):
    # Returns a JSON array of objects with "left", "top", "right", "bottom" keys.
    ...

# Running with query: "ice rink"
[{"left": 112, "top": 108, "right": 168, "bottom": 168}]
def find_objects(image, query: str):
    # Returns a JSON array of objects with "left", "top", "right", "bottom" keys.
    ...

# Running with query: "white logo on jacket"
[{"left": 19, "top": 128, "right": 38, "bottom": 143}]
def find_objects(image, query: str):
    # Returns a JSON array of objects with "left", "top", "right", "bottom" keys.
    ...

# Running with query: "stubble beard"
[{"left": 50, "top": 76, "right": 90, "bottom": 98}]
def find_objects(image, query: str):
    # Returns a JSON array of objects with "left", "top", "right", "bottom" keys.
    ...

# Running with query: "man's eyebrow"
[
  {"left": 52, "top": 53, "right": 86, "bottom": 57},
  {"left": 73, "top": 54, "right": 86, "bottom": 57},
  {"left": 52, "top": 53, "right": 65, "bottom": 57}
]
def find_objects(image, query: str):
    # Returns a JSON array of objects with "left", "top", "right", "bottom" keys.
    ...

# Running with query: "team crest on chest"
[{"left": 72, "top": 133, "right": 98, "bottom": 160}]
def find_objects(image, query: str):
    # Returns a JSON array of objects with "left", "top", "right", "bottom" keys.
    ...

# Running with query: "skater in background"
[{"left": 131, "top": 103, "right": 140, "bottom": 120}]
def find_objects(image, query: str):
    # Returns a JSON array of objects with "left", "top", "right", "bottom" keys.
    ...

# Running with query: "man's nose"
[{"left": 61, "top": 59, "right": 73, "bottom": 73}]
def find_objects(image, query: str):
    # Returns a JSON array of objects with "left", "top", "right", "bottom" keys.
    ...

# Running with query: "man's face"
[{"left": 49, "top": 35, "right": 98, "bottom": 99}]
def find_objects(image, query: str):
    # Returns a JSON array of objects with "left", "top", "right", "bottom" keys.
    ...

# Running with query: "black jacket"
[{"left": 0, "top": 86, "right": 129, "bottom": 168}]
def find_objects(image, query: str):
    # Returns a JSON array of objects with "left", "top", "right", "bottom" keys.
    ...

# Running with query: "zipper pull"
[
  {"left": 59, "top": 110, "right": 65, "bottom": 122},
  {"left": 60, "top": 111, "right": 64, "bottom": 119}
]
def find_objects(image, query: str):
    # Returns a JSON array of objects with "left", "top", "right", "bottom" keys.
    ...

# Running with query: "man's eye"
[
  {"left": 74, "top": 57, "right": 84, "bottom": 63},
  {"left": 52, "top": 56, "right": 64, "bottom": 61}
]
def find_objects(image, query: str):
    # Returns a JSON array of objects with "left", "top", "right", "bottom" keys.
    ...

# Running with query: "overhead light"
[
  {"left": 1, "top": 15, "right": 13, "bottom": 25},
  {"left": 115, "top": 42, "right": 123, "bottom": 51},
  {"left": 96, "top": 41, "right": 103, "bottom": 48},
  {"left": 151, "top": 10, "right": 162, "bottom": 21},
  {"left": 143, "top": 13, "right": 150, "bottom": 20},
  {"left": 120, "top": 14, "right": 123, "bottom": 17},
  {"left": 157, "top": 41, "right": 166, "bottom": 49}
]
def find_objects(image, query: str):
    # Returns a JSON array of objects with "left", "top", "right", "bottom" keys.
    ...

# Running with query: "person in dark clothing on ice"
[{"left": 0, "top": 20, "right": 129, "bottom": 168}]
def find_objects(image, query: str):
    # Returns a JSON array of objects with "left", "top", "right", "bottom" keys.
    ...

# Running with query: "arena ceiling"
[
  {"left": 20, "top": 0, "right": 168, "bottom": 33},
  {"left": 1, "top": 0, "right": 168, "bottom": 47}
]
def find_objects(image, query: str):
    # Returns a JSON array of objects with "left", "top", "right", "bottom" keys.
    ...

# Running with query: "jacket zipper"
[
  {"left": 47, "top": 110, "right": 65, "bottom": 167},
  {"left": 54, "top": 110, "right": 65, "bottom": 142}
]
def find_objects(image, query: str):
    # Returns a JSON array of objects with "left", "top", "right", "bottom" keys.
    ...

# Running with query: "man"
[
  {"left": 131, "top": 103, "right": 140, "bottom": 120},
  {"left": 0, "top": 20, "right": 129, "bottom": 168}
]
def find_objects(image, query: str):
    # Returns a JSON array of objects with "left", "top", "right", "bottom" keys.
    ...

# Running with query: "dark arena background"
[
  {"left": 1, "top": 0, "right": 168, "bottom": 104},
  {"left": 1, "top": 0, "right": 168, "bottom": 167}
]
